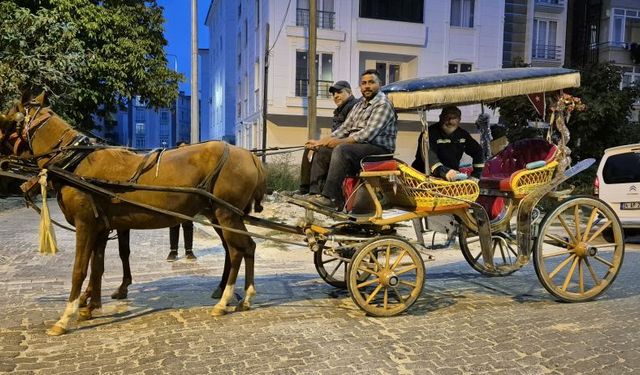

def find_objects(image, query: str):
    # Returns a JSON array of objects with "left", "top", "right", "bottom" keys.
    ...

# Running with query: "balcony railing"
[
  {"left": 295, "top": 79, "right": 333, "bottom": 98},
  {"left": 534, "top": 0, "right": 564, "bottom": 13},
  {"left": 296, "top": 8, "right": 335, "bottom": 30},
  {"left": 532, "top": 44, "right": 563, "bottom": 60}
]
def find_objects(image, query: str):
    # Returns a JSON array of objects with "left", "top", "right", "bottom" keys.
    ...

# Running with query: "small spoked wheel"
[
  {"left": 347, "top": 236, "right": 425, "bottom": 317},
  {"left": 534, "top": 196, "right": 624, "bottom": 302},
  {"left": 459, "top": 225, "right": 521, "bottom": 276},
  {"left": 314, "top": 247, "right": 353, "bottom": 289}
]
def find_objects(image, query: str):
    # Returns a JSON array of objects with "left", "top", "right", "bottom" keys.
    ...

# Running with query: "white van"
[{"left": 595, "top": 143, "right": 640, "bottom": 231}]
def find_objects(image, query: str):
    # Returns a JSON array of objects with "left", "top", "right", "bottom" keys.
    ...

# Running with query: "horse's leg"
[
  {"left": 211, "top": 227, "right": 230, "bottom": 299},
  {"left": 79, "top": 230, "right": 108, "bottom": 321},
  {"left": 235, "top": 239, "right": 256, "bottom": 312},
  {"left": 47, "top": 225, "right": 96, "bottom": 336},
  {"left": 111, "top": 229, "right": 132, "bottom": 299},
  {"left": 211, "top": 214, "right": 252, "bottom": 316},
  {"left": 79, "top": 260, "right": 93, "bottom": 308}
]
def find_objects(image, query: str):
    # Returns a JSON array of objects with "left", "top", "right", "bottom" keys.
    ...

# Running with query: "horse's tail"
[{"left": 248, "top": 153, "right": 266, "bottom": 214}]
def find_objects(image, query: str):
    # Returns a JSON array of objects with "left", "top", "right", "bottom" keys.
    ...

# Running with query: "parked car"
[{"left": 595, "top": 143, "right": 640, "bottom": 238}]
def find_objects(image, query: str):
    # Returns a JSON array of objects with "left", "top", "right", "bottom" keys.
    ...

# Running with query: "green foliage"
[
  {"left": 264, "top": 154, "right": 300, "bottom": 193},
  {"left": 0, "top": 0, "right": 183, "bottom": 130}
]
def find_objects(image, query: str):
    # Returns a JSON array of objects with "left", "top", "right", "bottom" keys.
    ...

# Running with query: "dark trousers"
[
  {"left": 170, "top": 221, "right": 193, "bottom": 250},
  {"left": 309, "top": 143, "right": 389, "bottom": 203},
  {"left": 299, "top": 148, "right": 313, "bottom": 193}
]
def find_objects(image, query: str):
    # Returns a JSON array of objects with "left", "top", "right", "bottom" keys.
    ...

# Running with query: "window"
[
  {"left": 135, "top": 137, "right": 145, "bottom": 149},
  {"left": 134, "top": 107, "right": 145, "bottom": 123},
  {"left": 611, "top": 8, "right": 640, "bottom": 47},
  {"left": 622, "top": 66, "right": 640, "bottom": 89},
  {"left": 296, "top": 0, "right": 335, "bottom": 29},
  {"left": 295, "top": 51, "right": 333, "bottom": 98},
  {"left": 451, "top": 0, "right": 474, "bottom": 28},
  {"left": 359, "top": 0, "right": 423, "bottom": 23},
  {"left": 448, "top": 63, "right": 472, "bottom": 74},
  {"left": 375, "top": 62, "right": 401, "bottom": 85},
  {"left": 532, "top": 19, "right": 559, "bottom": 59},
  {"left": 135, "top": 122, "right": 145, "bottom": 135}
]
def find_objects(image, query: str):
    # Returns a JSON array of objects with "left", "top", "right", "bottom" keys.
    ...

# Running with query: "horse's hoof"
[
  {"left": 46, "top": 325, "right": 67, "bottom": 336},
  {"left": 235, "top": 303, "right": 251, "bottom": 312},
  {"left": 111, "top": 290, "right": 128, "bottom": 300},
  {"left": 211, "top": 307, "right": 227, "bottom": 316},
  {"left": 78, "top": 308, "right": 92, "bottom": 321},
  {"left": 210, "top": 287, "right": 223, "bottom": 299}
]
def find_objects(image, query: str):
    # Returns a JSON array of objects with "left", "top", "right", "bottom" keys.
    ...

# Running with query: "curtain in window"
[{"left": 451, "top": 0, "right": 474, "bottom": 27}]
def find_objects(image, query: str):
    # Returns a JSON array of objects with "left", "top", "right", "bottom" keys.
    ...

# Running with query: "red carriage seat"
[{"left": 479, "top": 138, "right": 557, "bottom": 191}]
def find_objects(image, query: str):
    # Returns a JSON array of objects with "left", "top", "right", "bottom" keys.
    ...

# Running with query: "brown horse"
[{"left": 0, "top": 94, "right": 266, "bottom": 335}]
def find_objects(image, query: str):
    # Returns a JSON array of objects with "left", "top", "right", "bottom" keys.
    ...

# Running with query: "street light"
[{"left": 167, "top": 53, "right": 180, "bottom": 146}]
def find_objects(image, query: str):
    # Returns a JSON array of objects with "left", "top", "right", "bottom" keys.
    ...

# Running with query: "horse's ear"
[
  {"left": 34, "top": 91, "right": 46, "bottom": 106},
  {"left": 19, "top": 91, "right": 32, "bottom": 106}
]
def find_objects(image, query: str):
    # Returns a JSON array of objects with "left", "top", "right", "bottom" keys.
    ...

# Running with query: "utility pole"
[
  {"left": 190, "top": 0, "right": 199, "bottom": 143},
  {"left": 261, "top": 24, "right": 270, "bottom": 163},
  {"left": 307, "top": 0, "right": 318, "bottom": 140}
]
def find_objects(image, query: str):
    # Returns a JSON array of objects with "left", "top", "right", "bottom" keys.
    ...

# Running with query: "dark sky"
[{"left": 157, "top": 0, "right": 210, "bottom": 94}]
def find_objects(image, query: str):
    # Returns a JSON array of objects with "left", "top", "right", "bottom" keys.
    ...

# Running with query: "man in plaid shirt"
[{"left": 304, "top": 69, "right": 397, "bottom": 210}]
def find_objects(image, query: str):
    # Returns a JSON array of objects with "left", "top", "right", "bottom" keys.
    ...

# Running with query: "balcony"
[
  {"left": 532, "top": 44, "right": 563, "bottom": 61},
  {"left": 295, "top": 79, "right": 332, "bottom": 99},
  {"left": 296, "top": 8, "right": 335, "bottom": 30},
  {"left": 534, "top": 0, "right": 564, "bottom": 14}
]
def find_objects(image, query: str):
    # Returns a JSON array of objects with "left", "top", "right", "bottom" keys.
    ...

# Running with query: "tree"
[
  {"left": 0, "top": 0, "right": 183, "bottom": 130},
  {"left": 492, "top": 63, "right": 640, "bottom": 162}
]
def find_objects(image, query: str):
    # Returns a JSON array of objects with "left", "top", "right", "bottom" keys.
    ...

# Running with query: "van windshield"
[{"left": 603, "top": 152, "right": 640, "bottom": 184}]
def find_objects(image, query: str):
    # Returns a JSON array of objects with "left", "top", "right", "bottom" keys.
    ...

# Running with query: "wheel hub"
[
  {"left": 380, "top": 270, "right": 399, "bottom": 287},
  {"left": 574, "top": 242, "right": 596, "bottom": 258}
]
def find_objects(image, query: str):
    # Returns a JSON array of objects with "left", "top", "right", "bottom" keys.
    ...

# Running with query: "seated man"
[
  {"left": 298, "top": 80, "right": 358, "bottom": 194},
  {"left": 304, "top": 69, "right": 397, "bottom": 210},
  {"left": 412, "top": 106, "right": 484, "bottom": 181}
]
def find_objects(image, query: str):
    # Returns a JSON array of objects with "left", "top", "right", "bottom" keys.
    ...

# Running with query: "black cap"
[{"left": 328, "top": 80, "right": 351, "bottom": 94}]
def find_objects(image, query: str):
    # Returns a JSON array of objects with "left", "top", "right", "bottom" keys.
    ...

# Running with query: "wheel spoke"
[
  {"left": 587, "top": 220, "right": 612, "bottom": 243},
  {"left": 584, "top": 258, "right": 601, "bottom": 285},
  {"left": 579, "top": 260, "right": 584, "bottom": 293},
  {"left": 562, "top": 256, "right": 580, "bottom": 291},
  {"left": 558, "top": 215, "right": 578, "bottom": 244},
  {"left": 582, "top": 207, "right": 599, "bottom": 242},
  {"left": 390, "top": 286, "right": 405, "bottom": 303},
  {"left": 385, "top": 244, "right": 392, "bottom": 269},
  {"left": 399, "top": 279, "right": 417, "bottom": 288},
  {"left": 383, "top": 287, "right": 388, "bottom": 309},
  {"left": 357, "top": 265, "right": 379, "bottom": 276},
  {"left": 395, "top": 264, "right": 418, "bottom": 275},
  {"left": 370, "top": 251, "right": 383, "bottom": 272},
  {"left": 328, "top": 260, "right": 345, "bottom": 278},
  {"left": 365, "top": 283, "right": 384, "bottom": 304},
  {"left": 542, "top": 249, "right": 574, "bottom": 259},
  {"left": 390, "top": 250, "right": 408, "bottom": 271},
  {"left": 574, "top": 204, "right": 581, "bottom": 240},
  {"left": 549, "top": 253, "right": 576, "bottom": 279},
  {"left": 544, "top": 233, "right": 572, "bottom": 247},
  {"left": 357, "top": 277, "right": 380, "bottom": 289},
  {"left": 593, "top": 255, "right": 614, "bottom": 268}
]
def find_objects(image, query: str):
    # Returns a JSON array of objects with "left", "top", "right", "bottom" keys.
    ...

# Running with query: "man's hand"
[
  {"left": 445, "top": 169, "right": 459, "bottom": 182},
  {"left": 305, "top": 139, "right": 320, "bottom": 150}
]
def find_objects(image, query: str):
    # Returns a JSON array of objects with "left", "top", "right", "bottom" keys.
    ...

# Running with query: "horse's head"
[{"left": 0, "top": 91, "right": 48, "bottom": 156}]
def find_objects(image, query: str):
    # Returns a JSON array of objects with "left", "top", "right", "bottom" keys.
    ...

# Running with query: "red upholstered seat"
[
  {"left": 362, "top": 160, "right": 399, "bottom": 172},
  {"left": 479, "top": 138, "right": 557, "bottom": 192}
]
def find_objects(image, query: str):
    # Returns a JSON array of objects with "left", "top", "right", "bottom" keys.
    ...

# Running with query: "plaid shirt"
[{"left": 331, "top": 91, "right": 397, "bottom": 153}]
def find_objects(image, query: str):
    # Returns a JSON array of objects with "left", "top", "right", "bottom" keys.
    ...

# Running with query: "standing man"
[
  {"left": 166, "top": 140, "right": 197, "bottom": 262},
  {"left": 411, "top": 106, "right": 484, "bottom": 181},
  {"left": 304, "top": 69, "right": 397, "bottom": 210},
  {"left": 298, "top": 80, "right": 359, "bottom": 194}
]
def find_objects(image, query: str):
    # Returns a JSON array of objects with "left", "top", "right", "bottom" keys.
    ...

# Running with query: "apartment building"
[{"left": 203, "top": 0, "right": 505, "bottom": 161}]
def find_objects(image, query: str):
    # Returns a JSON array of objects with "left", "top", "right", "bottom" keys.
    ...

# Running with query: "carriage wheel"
[
  {"left": 534, "top": 196, "right": 624, "bottom": 302},
  {"left": 458, "top": 225, "right": 520, "bottom": 276},
  {"left": 347, "top": 237, "right": 424, "bottom": 317},
  {"left": 314, "top": 247, "right": 350, "bottom": 289}
]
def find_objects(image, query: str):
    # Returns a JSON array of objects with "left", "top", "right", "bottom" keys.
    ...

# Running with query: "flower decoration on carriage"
[{"left": 549, "top": 93, "right": 586, "bottom": 122}]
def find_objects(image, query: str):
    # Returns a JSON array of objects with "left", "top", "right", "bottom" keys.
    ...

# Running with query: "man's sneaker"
[
  {"left": 185, "top": 250, "right": 197, "bottom": 261},
  {"left": 166, "top": 250, "right": 178, "bottom": 262},
  {"left": 306, "top": 194, "right": 337, "bottom": 210}
]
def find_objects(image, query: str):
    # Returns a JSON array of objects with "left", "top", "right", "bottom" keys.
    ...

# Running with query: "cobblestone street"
[{"left": 1, "top": 197, "right": 639, "bottom": 374}]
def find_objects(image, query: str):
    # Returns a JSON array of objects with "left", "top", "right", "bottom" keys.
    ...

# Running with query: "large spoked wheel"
[
  {"left": 458, "top": 224, "right": 520, "bottom": 276},
  {"left": 347, "top": 236, "right": 425, "bottom": 317},
  {"left": 534, "top": 196, "right": 624, "bottom": 302}
]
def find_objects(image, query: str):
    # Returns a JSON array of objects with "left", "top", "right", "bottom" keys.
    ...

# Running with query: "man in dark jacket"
[
  {"left": 412, "top": 106, "right": 484, "bottom": 181},
  {"left": 298, "top": 80, "right": 358, "bottom": 194}
]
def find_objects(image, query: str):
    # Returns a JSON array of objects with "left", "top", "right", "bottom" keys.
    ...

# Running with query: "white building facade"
[{"left": 203, "top": 0, "right": 506, "bottom": 161}]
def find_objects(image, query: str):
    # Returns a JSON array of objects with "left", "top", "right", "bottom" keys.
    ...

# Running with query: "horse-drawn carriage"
[{"left": 0, "top": 67, "right": 624, "bottom": 334}]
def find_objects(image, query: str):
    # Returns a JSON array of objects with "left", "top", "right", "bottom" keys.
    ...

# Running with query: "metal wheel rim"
[
  {"left": 347, "top": 237, "right": 424, "bottom": 317},
  {"left": 534, "top": 196, "right": 624, "bottom": 302}
]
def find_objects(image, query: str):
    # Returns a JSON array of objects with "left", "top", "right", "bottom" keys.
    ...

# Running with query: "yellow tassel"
[{"left": 38, "top": 169, "right": 57, "bottom": 255}]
